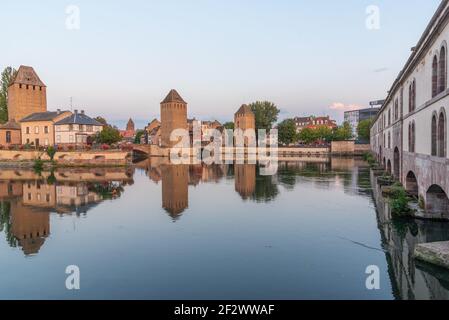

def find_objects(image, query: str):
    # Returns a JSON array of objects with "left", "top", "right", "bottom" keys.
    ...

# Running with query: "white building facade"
[
  {"left": 54, "top": 110, "right": 103, "bottom": 145},
  {"left": 371, "top": 0, "right": 449, "bottom": 219}
]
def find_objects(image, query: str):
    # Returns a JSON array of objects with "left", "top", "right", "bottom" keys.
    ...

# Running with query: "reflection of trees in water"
[
  {"left": 372, "top": 174, "right": 449, "bottom": 300},
  {"left": 0, "top": 202, "right": 17, "bottom": 248},
  {"left": 87, "top": 182, "right": 125, "bottom": 200},
  {"left": 252, "top": 172, "right": 279, "bottom": 203}
]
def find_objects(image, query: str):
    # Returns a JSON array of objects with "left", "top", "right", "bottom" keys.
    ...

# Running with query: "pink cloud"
[{"left": 329, "top": 102, "right": 363, "bottom": 112}]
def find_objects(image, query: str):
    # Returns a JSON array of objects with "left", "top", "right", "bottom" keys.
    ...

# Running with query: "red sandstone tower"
[
  {"left": 7, "top": 66, "right": 47, "bottom": 122},
  {"left": 160, "top": 89, "right": 187, "bottom": 148}
]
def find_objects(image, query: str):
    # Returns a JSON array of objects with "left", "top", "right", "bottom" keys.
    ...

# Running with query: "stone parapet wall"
[{"left": 0, "top": 150, "right": 130, "bottom": 166}]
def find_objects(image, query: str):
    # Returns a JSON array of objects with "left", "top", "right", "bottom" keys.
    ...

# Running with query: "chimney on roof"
[
  {"left": 81, "top": 110, "right": 85, "bottom": 115},
  {"left": 74, "top": 109, "right": 78, "bottom": 114},
  {"left": 57, "top": 109, "right": 61, "bottom": 114}
]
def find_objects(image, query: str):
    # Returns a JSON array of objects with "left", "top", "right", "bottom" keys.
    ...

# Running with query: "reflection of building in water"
[
  {"left": 23, "top": 180, "right": 56, "bottom": 208},
  {"left": 56, "top": 184, "right": 102, "bottom": 214},
  {"left": 372, "top": 172, "right": 449, "bottom": 300},
  {"left": 0, "top": 168, "right": 132, "bottom": 255},
  {"left": 188, "top": 164, "right": 227, "bottom": 186},
  {"left": 162, "top": 165, "right": 188, "bottom": 220},
  {"left": 0, "top": 181, "right": 23, "bottom": 200},
  {"left": 235, "top": 164, "right": 256, "bottom": 200},
  {"left": 10, "top": 199, "right": 50, "bottom": 255}
]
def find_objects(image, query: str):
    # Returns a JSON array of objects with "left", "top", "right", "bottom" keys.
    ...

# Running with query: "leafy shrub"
[
  {"left": 33, "top": 158, "right": 44, "bottom": 173},
  {"left": 46, "top": 146, "right": 56, "bottom": 161},
  {"left": 389, "top": 184, "right": 412, "bottom": 218}
]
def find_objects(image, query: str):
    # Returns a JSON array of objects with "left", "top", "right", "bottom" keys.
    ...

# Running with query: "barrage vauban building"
[{"left": 371, "top": 0, "right": 449, "bottom": 219}]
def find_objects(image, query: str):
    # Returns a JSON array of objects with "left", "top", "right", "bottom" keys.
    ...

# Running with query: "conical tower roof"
[
  {"left": 161, "top": 89, "right": 186, "bottom": 104},
  {"left": 235, "top": 104, "right": 253, "bottom": 115},
  {"left": 10, "top": 65, "right": 46, "bottom": 87}
]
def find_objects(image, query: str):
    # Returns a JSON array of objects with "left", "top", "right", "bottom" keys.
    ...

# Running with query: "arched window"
[
  {"left": 409, "top": 123, "right": 412, "bottom": 152},
  {"left": 439, "top": 46, "right": 447, "bottom": 94},
  {"left": 411, "top": 122, "right": 416, "bottom": 152},
  {"left": 432, "top": 113, "right": 437, "bottom": 156},
  {"left": 412, "top": 80, "right": 416, "bottom": 111},
  {"left": 388, "top": 132, "right": 391, "bottom": 149},
  {"left": 438, "top": 110, "right": 446, "bottom": 157},
  {"left": 433, "top": 55, "right": 438, "bottom": 97},
  {"left": 409, "top": 84, "right": 412, "bottom": 112},
  {"left": 409, "top": 80, "right": 416, "bottom": 113},
  {"left": 394, "top": 99, "right": 399, "bottom": 120}
]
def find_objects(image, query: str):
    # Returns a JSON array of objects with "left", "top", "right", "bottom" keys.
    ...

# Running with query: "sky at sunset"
[{"left": 0, "top": 0, "right": 442, "bottom": 129}]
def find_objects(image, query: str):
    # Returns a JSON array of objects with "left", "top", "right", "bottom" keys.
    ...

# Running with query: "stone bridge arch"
[
  {"left": 426, "top": 184, "right": 449, "bottom": 217},
  {"left": 405, "top": 171, "right": 418, "bottom": 197},
  {"left": 393, "top": 147, "right": 400, "bottom": 180}
]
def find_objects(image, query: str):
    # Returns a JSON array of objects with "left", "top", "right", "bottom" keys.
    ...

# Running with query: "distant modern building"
[
  {"left": 293, "top": 116, "right": 337, "bottom": 133},
  {"left": 344, "top": 107, "right": 380, "bottom": 139}
]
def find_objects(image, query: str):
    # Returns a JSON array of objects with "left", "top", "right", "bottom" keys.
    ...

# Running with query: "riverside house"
[
  {"left": 20, "top": 110, "right": 71, "bottom": 147},
  {"left": 54, "top": 110, "right": 103, "bottom": 145},
  {"left": 0, "top": 120, "right": 22, "bottom": 146}
]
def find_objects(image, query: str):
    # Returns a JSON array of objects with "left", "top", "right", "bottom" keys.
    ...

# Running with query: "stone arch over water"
[
  {"left": 426, "top": 184, "right": 449, "bottom": 216},
  {"left": 405, "top": 171, "right": 418, "bottom": 197},
  {"left": 393, "top": 147, "right": 400, "bottom": 180}
]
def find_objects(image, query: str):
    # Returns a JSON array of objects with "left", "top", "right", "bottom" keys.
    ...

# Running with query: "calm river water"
[{"left": 0, "top": 157, "right": 449, "bottom": 300}]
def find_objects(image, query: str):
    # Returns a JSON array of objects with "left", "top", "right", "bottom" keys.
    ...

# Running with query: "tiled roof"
[
  {"left": 235, "top": 104, "right": 253, "bottom": 115},
  {"left": 20, "top": 111, "right": 70, "bottom": 122},
  {"left": 10, "top": 65, "right": 46, "bottom": 87},
  {"left": 54, "top": 112, "right": 103, "bottom": 126},
  {"left": 0, "top": 120, "right": 21, "bottom": 130},
  {"left": 161, "top": 89, "right": 186, "bottom": 104}
]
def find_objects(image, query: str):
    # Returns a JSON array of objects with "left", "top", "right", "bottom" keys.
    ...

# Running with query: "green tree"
[
  {"left": 277, "top": 119, "right": 298, "bottom": 145},
  {"left": 333, "top": 121, "right": 353, "bottom": 141},
  {"left": 249, "top": 101, "right": 280, "bottom": 132},
  {"left": 298, "top": 127, "right": 318, "bottom": 144},
  {"left": 357, "top": 119, "right": 372, "bottom": 141},
  {"left": 315, "top": 125, "right": 334, "bottom": 142},
  {"left": 0, "top": 67, "right": 17, "bottom": 123},
  {"left": 223, "top": 122, "right": 235, "bottom": 130},
  {"left": 94, "top": 126, "right": 122, "bottom": 145},
  {"left": 134, "top": 129, "right": 144, "bottom": 144},
  {"left": 94, "top": 116, "right": 108, "bottom": 125},
  {"left": 46, "top": 146, "right": 57, "bottom": 161}
]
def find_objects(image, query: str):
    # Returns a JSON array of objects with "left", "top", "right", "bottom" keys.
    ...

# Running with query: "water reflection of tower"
[
  {"left": 235, "top": 164, "right": 256, "bottom": 200},
  {"left": 161, "top": 165, "right": 188, "bottom": 220},
  {"left": 10, "top": 199, "right": 50, "bottom": 255}
]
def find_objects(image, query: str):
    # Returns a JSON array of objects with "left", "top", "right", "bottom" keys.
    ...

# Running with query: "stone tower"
[
  {"left": 234, "top": 104, "right": 255, "bottom": 131},
  {"left": 126, "top": 118, "right": 135, "bottom": 132},
  {"left": 235, "top": 164, "right": 256, "bottom": 200},
  {"left": 234, "top": 104, "right": 256, "bottom": 146},
  {"left": 161, "top": 164, "right": 188, "bottom": 220},
  {"left": 160, "top": 89, "right": 187, "bottom": 148},
  {"left": 7, "top": 66, "right": 47, "bottom": 122}
]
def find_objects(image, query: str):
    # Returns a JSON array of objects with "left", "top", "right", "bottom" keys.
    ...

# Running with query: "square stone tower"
[
  {"left": 234, "top": 104, "right": 256, "bottom": 146},
  {"left": 234, "top": 104, "right": 255, "bottom": 131},
  {"left": 7, "top": 66, "right": 47, "bottom": 122},
  {"left": 160, "top": 89, "right": 187, "bottom": 148}
]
